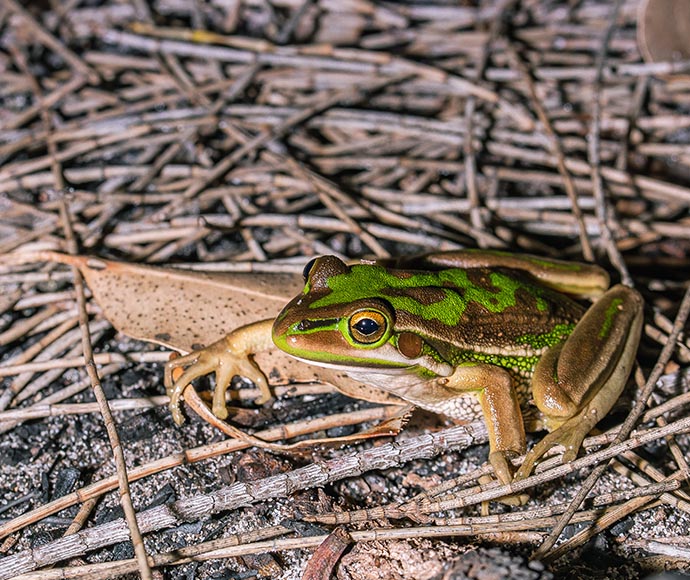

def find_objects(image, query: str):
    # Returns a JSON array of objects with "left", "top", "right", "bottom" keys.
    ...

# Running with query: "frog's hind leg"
[{"left": 516, "top": 285, "right": 643, "bottom": 479}]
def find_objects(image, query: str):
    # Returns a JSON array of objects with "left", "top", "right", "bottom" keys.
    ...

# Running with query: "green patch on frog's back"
[
  {"left": 516, "top": 322, "right": 576, "bottom": 350},
  {"left": 599, "top": 297, "right": 624, "bottom": 339},
  {"left": 310, "top": 264, "right": 552, "bottom": 326},
  {"left": 452, "top": 350, "right": 541, "bottom": 374}
]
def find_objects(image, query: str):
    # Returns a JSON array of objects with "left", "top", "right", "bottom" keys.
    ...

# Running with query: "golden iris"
[{"left": 348, "top": 310, "right": 387, "bottom": 344}]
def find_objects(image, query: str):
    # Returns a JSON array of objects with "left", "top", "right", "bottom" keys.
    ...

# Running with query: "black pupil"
[
  {"left": 302, "top": 258, "right": 317, "bottom": 280},
  {"left": 354, "top": 318, "right": 380, "bottom": 336}
]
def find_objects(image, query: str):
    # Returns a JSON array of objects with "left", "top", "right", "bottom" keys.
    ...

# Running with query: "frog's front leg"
[
  {"left": 164, "top": 319, "right": 274, "bottom": 425},
  {"left": 516, "top": 285, "right": 643, "bottom": 479},
  {"left": 399, "top": 364, "right": 526, "bottom": 487},
  {"left": 446, "top": 364, "right": 527, "bottom": 486}
]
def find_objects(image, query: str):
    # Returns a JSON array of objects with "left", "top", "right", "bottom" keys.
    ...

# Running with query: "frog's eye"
[
  {"left": 302, "top": 258, "right": 318, "bottom": 281},
  {"left": 349, "top": 310, "right": 387, "bottom": 344}
]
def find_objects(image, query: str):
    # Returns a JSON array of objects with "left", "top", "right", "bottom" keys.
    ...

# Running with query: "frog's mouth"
[
  {"left": 286, "top": 349, "right": 454, "bottom": 379},
  {"left": 289, "top": 355, "right": 416, "bottom": 374}
]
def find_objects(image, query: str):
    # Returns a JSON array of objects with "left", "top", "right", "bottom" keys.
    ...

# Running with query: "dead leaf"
[
  {"left": 638, "top": 0, "right": 690, "bottom": 63},
  {"left": 1, "top": 251, "right": 405, "bottom": 404}
]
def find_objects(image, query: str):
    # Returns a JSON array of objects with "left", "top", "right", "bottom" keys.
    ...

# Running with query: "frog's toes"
[
  {"left": 489, "top": 450, "right": 516, "bottom": 486},
  {"left": 166, "top": 353, "right": 219, "bottom": 425},
  {"left": 164, "top": 342, "right": 236, "bottom": 422},
  {"left": 487, "top": 451, "right": 529, "bottom": 506},
  {"left": 514, "top": 435, "right": 556, "bottom": 481},
  {"left": 165, "top": 353, "right": 199, "bottom": 425},
  {"left": 246, "top": 362, "right": 271, "bottom": 405},
  {"left": 163, "top": 335, "right": 274, "bottom": 425},
  {"left": 211, "top": 364, "right": 235, "bottom": 420},
  {"left": 515, "top": 416, "right": 593, "bottom": 480}
]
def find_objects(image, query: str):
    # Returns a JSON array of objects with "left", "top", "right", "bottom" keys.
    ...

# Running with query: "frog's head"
[{"left": 272, "top": 256, "right": 452, "bottom": 375}]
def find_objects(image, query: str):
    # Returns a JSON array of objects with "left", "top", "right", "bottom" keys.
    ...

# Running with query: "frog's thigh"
[{"left": 532, "top": 284, "right": 643, "bottom": 428}]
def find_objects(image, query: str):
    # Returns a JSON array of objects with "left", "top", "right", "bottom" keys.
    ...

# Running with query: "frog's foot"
[
  {"left": 486, "top": 451, "right": 529, "bottom": 508},
  {"left": 164, "top": 336, "right": 270, "bottom": 425},
  {"left": 514, "top": 410, "right": 598, "bottom": 480}
]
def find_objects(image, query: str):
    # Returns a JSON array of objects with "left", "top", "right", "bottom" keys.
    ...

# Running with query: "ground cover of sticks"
[{"left": 1, "top": 0, "right": 689, "bottom": 578}]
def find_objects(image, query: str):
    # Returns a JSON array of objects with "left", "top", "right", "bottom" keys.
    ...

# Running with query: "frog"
[{"left": 165, "top": 250, "right": 643, "bottom": 486}]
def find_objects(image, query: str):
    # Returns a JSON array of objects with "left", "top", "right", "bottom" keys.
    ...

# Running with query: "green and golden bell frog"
[{"left": 165, "top": 250, "right": 643, "bottom": 484}]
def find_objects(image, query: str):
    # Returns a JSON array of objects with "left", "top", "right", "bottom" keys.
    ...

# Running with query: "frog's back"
[
  {"left": 295, "top": 259, "right": 585, "bottom": 360},
  {"left": 375, "top": 265, "right": 586, "bottom": 358}
]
